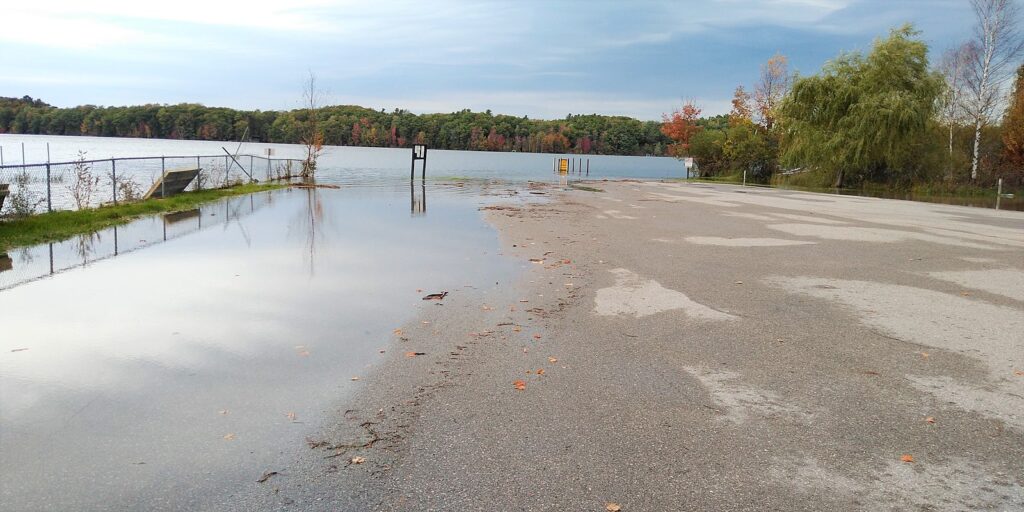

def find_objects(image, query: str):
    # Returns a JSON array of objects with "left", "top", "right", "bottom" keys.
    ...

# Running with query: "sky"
[{"left": 0, "top": 0, "right": 981, "bottom": 120}]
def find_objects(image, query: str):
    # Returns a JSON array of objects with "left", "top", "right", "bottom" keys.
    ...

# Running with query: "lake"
[{"left": 0, "top": 133, "right": 687, "bottom": 184}]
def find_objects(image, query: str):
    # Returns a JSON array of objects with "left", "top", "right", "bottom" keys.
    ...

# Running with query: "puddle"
[{"left": 0, "top": 182, "right": 523, "bottom": 510}]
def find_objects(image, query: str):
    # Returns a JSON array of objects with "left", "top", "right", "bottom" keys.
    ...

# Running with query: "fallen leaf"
[
  {"left": 960, "top": 291, "right": 971, "bottom": 296},
  {"left": 900, "top": 454, "right": 914, "bottom": 463},
  {"left": 393, "top": 328, "right": 403, "bottom": 336},
  {"left": 422, "top": 291, "right": 448, "bottom": 301},
  {"left": 513, "top": 380, "right": 526, "bottom": 390},
  {"left": 482, "top": 305, "right": 494, "bottom": 311},
  {"left": 529, "top": 258, "right": 544, "bottom": 263},
  {"left": 920, "top": 352, "right": 929, "bottom": 359},
  {"left": 286, "top": 412, "right": 297, "bottom": 422},
  {"left": 218, "top": 409, "right": 230, "bottom": 415},
  {"left": 548, "top": 357, "right": 558, "bottom": 363},
  {"left": 513, "top": 326, "right": 522, "bottom": 332},
  {"left": 1014, "top": 370, "right": 1024, "bottom": 376},
  {"left": 533, "top": 334, "right": 542, "bottom": 340},
  {"left": 10, "top": 348, "right": 28, "bottom": 352},
  {"left": 351, "top": 376, "right": 360, "bottom": 381},
  {"left": 536, "top": 369, "right": 545, "bottom": 375},
  {"left": 606, "top": 503, "right": 621, "bottom": 511},
  {"left": 734, "top": 281, "right": 743, "bottom": 285},
  {"left": 224, "top": 433, "right": 236, "bottom": 441},
  {"left": 925, "top": 417, "right": 935, "bottom": 424},
  {"left": 562, "top": 259, "right": 571, "bottom": 264},
  {"left": 256, "top": 471, "right": 279, "bottom": 483},
  {"left": 405, "top": 351, "right": 426, "bottom": 357},
  {"left": 350, "top": 456, "right": 366, "bottom": 464}
]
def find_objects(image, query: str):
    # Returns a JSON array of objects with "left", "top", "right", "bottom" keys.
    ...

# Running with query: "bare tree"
[
  {"left": 301, "top": 71, "right": 324, "bottom": 178},
  {"left": 754, "top": 53, "right": 793, "bottom": 130},
  {"left": 938, "top": 43, "right": 973, "bottom": 178},
  {"left": 964, "top": 0, "right": 1024, "bottom": 180}
]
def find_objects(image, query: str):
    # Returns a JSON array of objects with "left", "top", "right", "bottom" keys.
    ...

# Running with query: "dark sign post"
[{"left": 411, "top": 144, "right": 427, "bottom": 180}]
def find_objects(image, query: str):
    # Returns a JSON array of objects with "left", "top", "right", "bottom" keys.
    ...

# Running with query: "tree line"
[
  {"left": 0, "top": 97, "right": 674, "bottom": 157},
  {"left": 659, "top": 0, "right": 1024, "bottom": 188}
]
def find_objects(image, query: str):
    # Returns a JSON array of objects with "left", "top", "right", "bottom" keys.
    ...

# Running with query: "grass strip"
[{"left": 0, "top": 182, "right": 285, "bottom": 251}]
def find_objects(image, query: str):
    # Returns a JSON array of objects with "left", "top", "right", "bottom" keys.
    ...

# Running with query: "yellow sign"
[{"left": 559, "top": 158, "right": 568, "bottom": 174}]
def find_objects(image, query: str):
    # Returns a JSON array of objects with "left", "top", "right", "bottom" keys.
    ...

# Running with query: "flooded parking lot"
[{"left": 0, "top": 182, "right": 522, "bottom": 510}]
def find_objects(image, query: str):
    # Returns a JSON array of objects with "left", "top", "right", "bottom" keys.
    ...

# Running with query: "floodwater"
[{"left": 0, "top": 182, "right": 525, "bottom": 510}]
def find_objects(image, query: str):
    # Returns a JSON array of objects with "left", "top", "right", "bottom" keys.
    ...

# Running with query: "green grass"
[{"left": 0, "top": 182, "right": 285, "bottom": 251}]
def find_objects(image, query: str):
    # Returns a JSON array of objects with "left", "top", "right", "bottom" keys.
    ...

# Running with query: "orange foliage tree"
[
  {"left": 729, "top": 86, "right": 753, "bottom": 126},
  {"left": 1002, "top": 64, "right": 1024, "bottom": 183},
  {"left": 754, "top": 54, "right": 791, "bottom": 130},
  {"left": 661, "top": 101, "right": 702, "bottom": 157}
]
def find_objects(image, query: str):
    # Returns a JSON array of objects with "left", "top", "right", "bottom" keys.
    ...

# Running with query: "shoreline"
[{"left": 241, "top": 180, "right": 1023, "bottom": 510}]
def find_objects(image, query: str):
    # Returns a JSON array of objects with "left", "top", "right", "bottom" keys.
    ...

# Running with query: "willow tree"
[{"left": 778, "top": 25, "right": 944, "bottom": 188}]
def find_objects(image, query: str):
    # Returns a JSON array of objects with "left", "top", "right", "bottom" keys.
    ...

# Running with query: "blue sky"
[{"left": 0, "top": 0, "right": 978, "bottom": 119}]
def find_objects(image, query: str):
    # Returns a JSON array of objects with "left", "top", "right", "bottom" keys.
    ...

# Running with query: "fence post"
[
  {"left": 111, "top": 159, "right": 118, "bottom": 206},
  {"left": 196, "top": 156, "right": 202, "bottom": 190},
  {"left": 45, "top": 162, "right": 52, "bottom": 212},
  {"left": 161, "top": 156, "right": 166, "bottom": 198}
]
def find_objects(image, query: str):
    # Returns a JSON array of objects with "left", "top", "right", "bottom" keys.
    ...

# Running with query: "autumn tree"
[
  {"left": 1002, "top": 64, "right": 1024, "bottom": 181},
  {"left": 300, "top": 71, "right": 324, "bottom": 177},
  {"left": 963, "top": 0, "right": 1023, "bottom": 180},
  {"left": 661, "top": 101, "right": 703, "bottom": 157},
  {"left": 729, "top": 86, "right": 753, "bottom": 126},
  {"left": 754, "top": 54, "right": 792, "bottom": 130}
]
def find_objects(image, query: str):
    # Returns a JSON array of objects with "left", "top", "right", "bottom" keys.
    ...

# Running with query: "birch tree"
[
  {"left": 938, "top": 43, "right": 972, "bottom": 178},
  {"left": 964, "top": 0, "right": 1023, "bottom": 180}
]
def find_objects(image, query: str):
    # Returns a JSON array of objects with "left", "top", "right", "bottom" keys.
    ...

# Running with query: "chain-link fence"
[{"left": 0, "top": 154, "right": 301, "bottom": 216}]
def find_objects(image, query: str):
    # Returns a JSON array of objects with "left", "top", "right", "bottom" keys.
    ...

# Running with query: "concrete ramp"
[{"left": 144, "top": 168, "right": 200, "bottom": 199}]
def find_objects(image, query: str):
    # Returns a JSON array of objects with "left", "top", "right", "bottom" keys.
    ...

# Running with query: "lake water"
[
  {"left": 0, "top": 182, "right": 530, "bottom": 510},
  {"left": 0, "top": 133, "right": 687, "bottom": 184}
]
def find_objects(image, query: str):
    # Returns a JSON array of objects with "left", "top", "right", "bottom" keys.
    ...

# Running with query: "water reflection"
[
  {"left": 0, "top": 193, "right": 272, "bottom": 292},
  {"left": 0, "top": 183, "right": 518, "bottom": 511},
  {"left": 411, "top": 181, "right": 426, "bottom": 216}
]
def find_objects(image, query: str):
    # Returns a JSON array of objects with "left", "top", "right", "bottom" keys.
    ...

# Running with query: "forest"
[
  {"left": 0, "top": 97, "right": 672, "bottom": 157},
  {"left": 661, "top": 2, "right": 1024, "bottom": 189}
]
